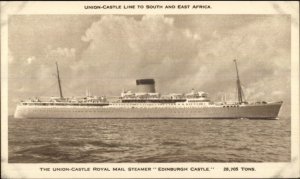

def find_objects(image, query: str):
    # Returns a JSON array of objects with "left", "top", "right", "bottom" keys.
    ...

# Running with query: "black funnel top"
[{"left": 136, "top": 79, "right": 155, "bottom": 85}]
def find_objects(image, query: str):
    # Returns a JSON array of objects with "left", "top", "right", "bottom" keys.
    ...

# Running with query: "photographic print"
[{"left": 8, "top": 14, "right": 291, "bottom": 163}]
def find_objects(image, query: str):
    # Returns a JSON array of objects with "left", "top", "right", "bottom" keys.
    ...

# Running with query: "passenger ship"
[{"left": 14, "top": 60, "right": 283, "bottom": 119}]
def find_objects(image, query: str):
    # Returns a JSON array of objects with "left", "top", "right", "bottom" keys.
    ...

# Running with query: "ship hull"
[{"left": 14, "top": 102, "right": 282, "bottom": 119}]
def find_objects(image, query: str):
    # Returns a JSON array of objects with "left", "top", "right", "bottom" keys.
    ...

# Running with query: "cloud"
[
  {"left": 45, "top": 47, "right": 76, "bottom": 59},
  {"left": 8, "top": 46, "right": 77, "bottom": 113},
  {"left": 26, "top": 56, "right": 35, "bottom": 64},
  {"left": 74, "top": 15, "right": 290, "bottom": 107},
  {"left": 8, "top": 15, "right": 291, "bottom": 116},
  {"left": 75, "top": 15, "right": 201, "bottom": 95}
]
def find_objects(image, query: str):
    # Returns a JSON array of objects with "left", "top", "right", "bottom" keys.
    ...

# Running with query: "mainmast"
[
  {"left": 233, "top": 59, "right": 244, "bottom": 104},
  {"left": 55, "top": 62, "right": 63, "bottom": 99}
]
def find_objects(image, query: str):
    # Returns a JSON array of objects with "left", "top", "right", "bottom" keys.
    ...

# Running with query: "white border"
[{"left": 1, "top": 1, "right": 299, "bottom": 178}]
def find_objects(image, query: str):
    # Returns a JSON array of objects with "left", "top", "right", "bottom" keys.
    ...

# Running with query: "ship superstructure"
[{"left": 14, "top": 60, "right": 283, "bottom": 119}]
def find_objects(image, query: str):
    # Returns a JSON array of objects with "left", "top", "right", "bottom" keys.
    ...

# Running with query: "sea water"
[{"left": 8, "top": 116, "right": 290, "bottom": 163}]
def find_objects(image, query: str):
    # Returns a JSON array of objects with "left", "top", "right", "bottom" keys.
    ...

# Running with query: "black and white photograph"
[{"left": 1, "top": 1, "right": 299, "bottom": 178}]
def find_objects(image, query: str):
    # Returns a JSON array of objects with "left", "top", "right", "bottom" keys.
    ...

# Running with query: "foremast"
[
  {"left": 233, "top": 59, "right": 245, "bottom": 104},
  {"left": 56, "top": 62, "right": 63, "bottom": 99}
]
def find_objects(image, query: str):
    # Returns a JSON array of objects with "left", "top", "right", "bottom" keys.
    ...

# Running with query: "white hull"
[{"left": 14, "top": 102, "right": 282, "bottom": 119}]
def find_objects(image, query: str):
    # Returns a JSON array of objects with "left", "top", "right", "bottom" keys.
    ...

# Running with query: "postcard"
[{"left": 1, "top": 1, "right": 299, "bottom": 178}]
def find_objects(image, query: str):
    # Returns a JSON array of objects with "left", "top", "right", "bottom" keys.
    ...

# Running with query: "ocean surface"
[{"left": 8, "top": 116, "right": 290, "bottom": 163}]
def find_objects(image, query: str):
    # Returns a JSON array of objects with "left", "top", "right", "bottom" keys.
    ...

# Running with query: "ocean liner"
[{"left": 14, "top": 60, "right": 283, "bottom": 119}]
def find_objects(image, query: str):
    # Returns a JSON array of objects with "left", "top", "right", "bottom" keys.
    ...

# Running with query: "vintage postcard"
[{"left": 1, "top": 1, "right": 299, "bottom": 178}]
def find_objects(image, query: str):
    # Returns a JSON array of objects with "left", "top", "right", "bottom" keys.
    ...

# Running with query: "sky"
[{"left": 8, "top": 15, "right": 291, "bottom": 115}]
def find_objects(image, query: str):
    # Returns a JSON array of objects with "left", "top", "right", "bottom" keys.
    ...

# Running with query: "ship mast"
[
  {"left": 55, "top": 62, "right": 63, "bottom": 99},
  {"left": 233, "top": 59, "right": 244, "bottom": 104}
]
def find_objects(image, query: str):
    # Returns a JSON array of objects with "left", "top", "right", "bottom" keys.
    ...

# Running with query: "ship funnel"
[{"left": 136, "top": 79, "right": 155, "bottom": 93}]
